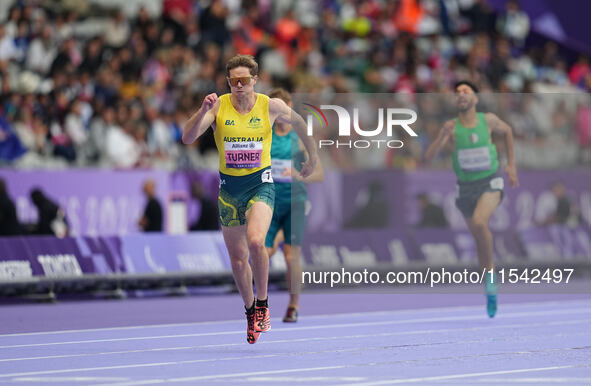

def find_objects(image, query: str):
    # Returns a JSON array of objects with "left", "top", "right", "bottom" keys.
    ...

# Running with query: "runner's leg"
[{"left": 221, "top": 225, "right": 253, "bottom": 307}]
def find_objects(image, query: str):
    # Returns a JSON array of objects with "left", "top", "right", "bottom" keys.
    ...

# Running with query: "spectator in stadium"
[
  {"left": 0, "top": 24, "right": 17, "bottom": 62},
  {"left": 104, "top": 10, "right": 131, "bottom": 49},
  {"left": 13, "top": 20, "right": 30, "bottom": 65},
  {"left": 0, "top": 112, "right": 27, "bottom": 163},
  {"left": 496, "top": 0, "right": 530, "bottom": 47},
  {"left": 462, "top": 0, "right": 496, "bottom": 33},
  {"left": 0, "top": 178, "right": 20, "bottom": 236},
  {"left": 79, "top": 37, "right": 104, "bottom": 75},
  {"left": 189, "top": 181, "right": 219, "bottom": 231},
  {"left": 30, "top": 188, "right": 68, "bottom": 237},
  {"left": 569, "top": 55, "right": 591, "bottom": 89},
  {"left": 138, "top": 179, "right": 163, "bottom": 232},
  {"left": 64, "top": 99, "right": 88, "bottom": 152},
  {"left": 199, "top": 0, "right": 231, "bottom": 48},
  {"left": 233, "top": 3, "right": 269, "bottom": 57},
  {"left": 103, "top": 106, "right": 141, "bottom": 168},
  {"left": 26, "top": 25, "right": 56, "bottom": 75},
  {"left": 0, "top": 0, "right": 588, "bottom": 171},
  {"left": 416, "top": 193, "right": 448, "bottom": 228}
]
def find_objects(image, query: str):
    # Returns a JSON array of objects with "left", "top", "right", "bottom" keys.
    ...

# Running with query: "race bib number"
[
  {"left": 458, "top": 147, "right": 491, "bottom": 171},
  {"left": 271, "top": 158, "right": 292, "bottom": 183},
  {"left": 225, "top": 141, "right": 262, "bottom": 169},
  {"left": 490, "top": 177, "right": 504, "bottom": 190},
  {"left": 262, "top": 169, "right": 273, "bottom": 183}
]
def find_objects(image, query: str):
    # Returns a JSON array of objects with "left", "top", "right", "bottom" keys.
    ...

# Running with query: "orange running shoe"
[
  {"left": 255, "top": 304, "right": 271, "bottom": 332},
  {"left": 246, "top": 310, "right": 260, "bottom": 344}
]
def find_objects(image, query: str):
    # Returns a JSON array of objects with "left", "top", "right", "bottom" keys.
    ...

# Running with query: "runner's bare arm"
[
  {"left": 302, "top": 155, "right": 324, "bottom": 183},
  {"left": 485, "top": 113, "right": 519, "bottom": 187},
  {"left": 182, "top": 93, "right": 219, "bottom": 144},
  {"left": 294, "top": 140, "right": 324, "bottom": 183},
  {"left": 270, "top": 98, "right": 318, "bottom": 178},
  {"left": 424, "top": 119, "right": 455, "bottom": 163}
]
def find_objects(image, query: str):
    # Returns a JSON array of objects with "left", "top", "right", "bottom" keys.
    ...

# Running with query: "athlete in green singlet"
[{"left": 425, "top": 81, "right": 519, "bottom": 317}]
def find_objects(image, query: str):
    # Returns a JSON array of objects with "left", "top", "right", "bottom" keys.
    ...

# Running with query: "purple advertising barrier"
[
  {"left": 302, "top": 229, "right": 536, "bottom": 269},
  {"left": 403, "top": 170, "right": 591, "bottom": 232},
  {"left": 0, "top": 238, "right": 35, "bottom": 280},
  {"left": 23, "top": 237, "right": 91, "bottom": 277},
  {"left": 546, "top": 226, "right": 591, "bottom": 261},
  {"left": 0, "top": 233, "right": 235, "bottom": 283},
  {"left": 520, "top": 226, "right": 591, "bottom": 263},
  {"left": 0, "top": 170, "right": 170, "bottom": 237},
  {"left": 22, "top": 236, "right": 124, "bottom": 277},
  {"left": 410, "top": 229, "right": 526, "bottom": 266},
  {"left": 301, "top": 229, "right": 416, "bottom": 269},
  {"left": 0, "top": 236, "right": 127, "bottom": 282},
  {"left": 119, "top": 232, "right": 231, "bottom": 275},
  {"left": 409, "top": 229, "right": 461, "bottom": 266}
]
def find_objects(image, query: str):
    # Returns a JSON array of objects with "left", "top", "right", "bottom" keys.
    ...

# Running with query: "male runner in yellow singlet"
[{"left": 182, "top": 55, "right": 318, "bottom": 344}]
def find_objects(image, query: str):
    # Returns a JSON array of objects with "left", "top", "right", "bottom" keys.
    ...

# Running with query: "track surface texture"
[{"left": 1, "top": 283, "right": 590, "bottom": 385}]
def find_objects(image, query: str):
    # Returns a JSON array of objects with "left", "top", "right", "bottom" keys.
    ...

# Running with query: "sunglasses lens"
[{"left": 229, "top": 77, "right": 251, "bottom": 86}]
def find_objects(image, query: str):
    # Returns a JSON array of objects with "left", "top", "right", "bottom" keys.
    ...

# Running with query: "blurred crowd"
[{"left": 0, "top": 0, "right": 590, "bottom": 171}]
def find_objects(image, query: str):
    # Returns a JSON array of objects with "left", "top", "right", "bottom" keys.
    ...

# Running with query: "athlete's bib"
[
  {"left": 271, "top": 158, "right": 292, "bottom": 183},
  {"left": 457, "top": 146, "right": 492, "bottom": 171},
  {"left": 224, "top": 141, "right": 263, "bottom": 169}
]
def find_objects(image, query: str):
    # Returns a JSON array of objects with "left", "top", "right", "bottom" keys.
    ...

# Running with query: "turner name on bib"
[{"left": 224, "top": 140, "right": 263, "bottom": 168}]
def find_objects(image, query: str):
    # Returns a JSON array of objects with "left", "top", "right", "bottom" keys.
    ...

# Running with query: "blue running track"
[{"left": 1, "top": 285, "right": 590, "bottom": 385}]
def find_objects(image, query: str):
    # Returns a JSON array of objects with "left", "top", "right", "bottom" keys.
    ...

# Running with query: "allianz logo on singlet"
[{"left": 230, "top": 143, "right": 256, "bottom": 149}]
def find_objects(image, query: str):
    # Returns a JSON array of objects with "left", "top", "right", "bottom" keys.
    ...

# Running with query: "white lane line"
[
  {"left": 0, "top": 318, "right": 589, "bottom": 363},
  {"left": 10, "top": 376, "right": 130, "bottom": 383},
  {"left": 98, "top": 366, "right": 349, "bottom": 386},
  {"left": 1, "top": 323, "right": 590, "bottom": 381},
  {"left": 3, "top": 346, "right": 388, "bottom": 380},
  {"left": 459, "top": 377, "right": 591, "bottom": 383},
  {"left": 1, "top": 307, "right": 590, "bottom": 350},
  {"left": 2, "top": 299, "right": 589, "bottom": 338},
  {"left": 1, "top": 353, "right": 281, "bottom": 379},
  {"left": 3, "top": 336, "right": 589, "bottom": 384},
  {"left": 102, "top": 366, "right": 350, "bottom": 386},
  {"left": 89, "top": 364, "right": 591, "bottom": 386},
  {"left": 244, "top": 376, "right": 367, "bottom": 383},
  {"left": 348, "top": 365, "right": 591, "bottom": 385}
]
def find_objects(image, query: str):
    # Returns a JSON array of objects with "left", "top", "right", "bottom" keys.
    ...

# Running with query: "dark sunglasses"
[{"left": 227, "top": 76, "right": 253, "bottom": 87}]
